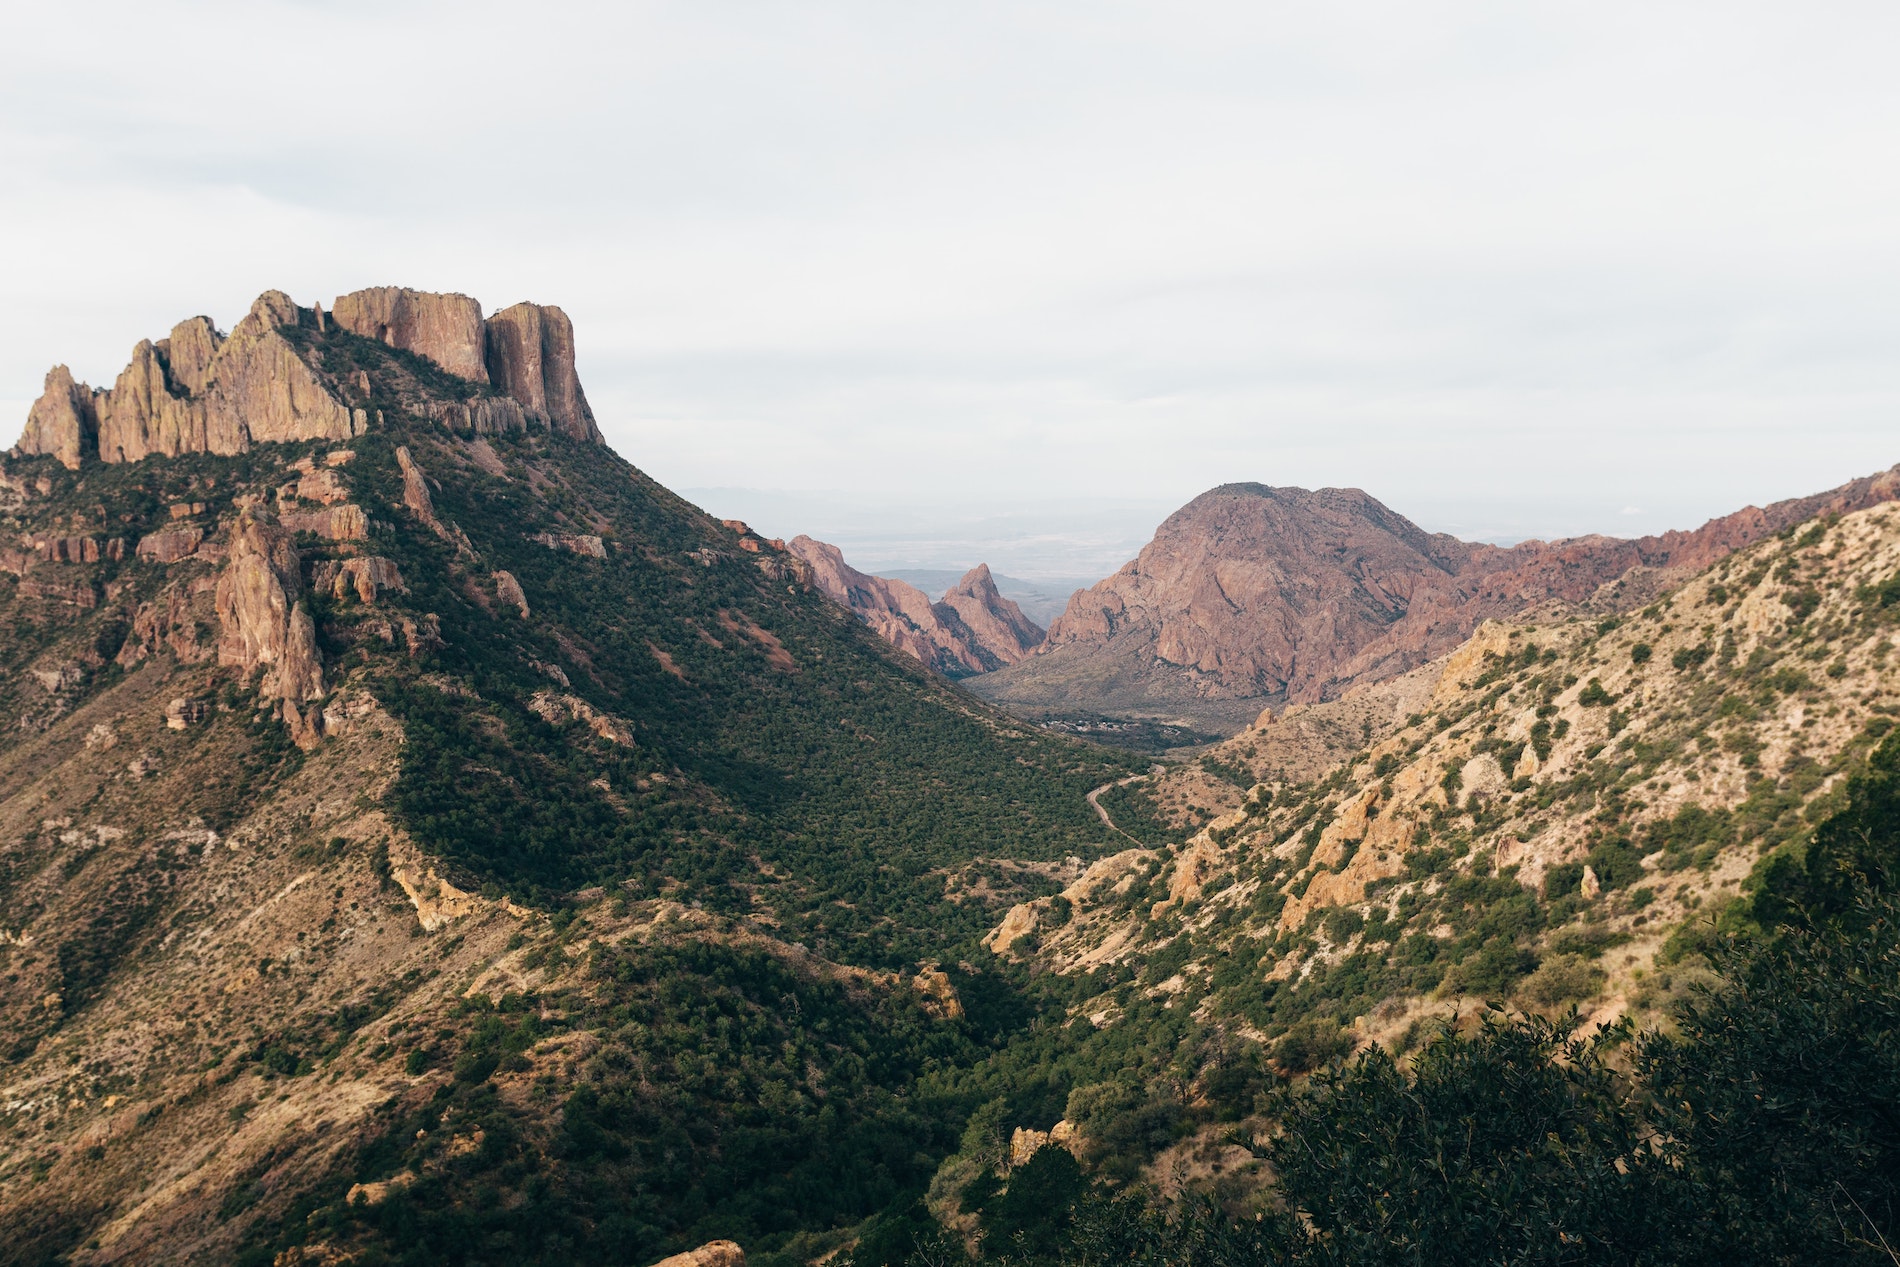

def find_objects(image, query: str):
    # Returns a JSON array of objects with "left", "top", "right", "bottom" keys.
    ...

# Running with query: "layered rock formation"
[
  {"left": 18, "top": 294, "right": 359, "bottom": 468},
  {"left": 331, "top": 287, "right": 488, "bottom": 383},
  {"left": 970, "top": 467, "right": 1900, "bottom": 735},
  {"left": 786, "top": 536, "right": 1043, "bottom": 677},
  {"left": 330, "top": 287, "right": 601, "bottom": 442},
  {"left": 14, "top": 286, "right": 606, "bottom": 470}
]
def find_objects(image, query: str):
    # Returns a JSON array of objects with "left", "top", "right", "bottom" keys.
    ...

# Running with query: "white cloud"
[{"left": 3, "top": 1, "right": 1898, "bottom": 565}]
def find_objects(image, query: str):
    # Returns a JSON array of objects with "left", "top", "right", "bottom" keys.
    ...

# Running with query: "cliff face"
[
  {"left": 14, "top": 286, "right": 607, "bottom": 472},
  {"left": 330, "top": 287, "right": 601, "bottom": 442},
  {"left": 330, "top": 287, "right": 488, "bottom": 384},
  {"left": 786, "top": 537, "right": 1043, "bottom": 677},
  {"left": 969, "top": 468, "right": 1900, "bottom": 736},
  {"left": 19, "top": 294, "right": 360, "bottom": 469},
  {"left": 939, "top": 563, "right": 1046, "bottom": 666}
]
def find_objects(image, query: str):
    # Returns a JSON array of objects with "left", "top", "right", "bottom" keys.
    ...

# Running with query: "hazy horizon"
[{"left": 7, "top": 3, "right": 1899, "bottom": 550}]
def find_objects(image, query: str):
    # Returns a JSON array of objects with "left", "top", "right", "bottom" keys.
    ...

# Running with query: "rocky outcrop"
[
  {"left": 970, "top": 466, "right": 1900, "bottom": 735},
  {"left": 527, "top": 691, "right": 633, "bottom": 745},
  {"left": 786, "top": 537, "right": 1045, "bottom": 678},
  {"left": 19, "top": 294, "right": 358, "bottom": 468},
  {"left": 649, "top": 1242, "right": 744, "bottom": 1267},
  {"left": 332, "top": 287, "right": 488, "bottom": 383},
  {"left": 484, "top": 302, "right": 600, "bottom": 442},
  {"left": 493, "top": 570, "right": 529, "bottom": 617},
  {"left": 135, "top": 527, "right": 204, "bottom": 563},
  {"left": 204, "top": 293, "right": 359, "bottom": 451},
  {"left": 311, "top": 557, "right": 406, "bottom": 603},
  {"left": 15, "top": 287, "right": 611, "bottom": 468},
  {"left": 530, "top": 531, "right": 606, "bottom": 558},
  {"left": 278, "top": 504, "right": 368, "bottom": 541},
  {"left": 394, "top": 446, "right": 444, "bottom": 535},
  {"left": 936, "top": 564, "right": 1044, "bottom": 666},
  {"left": 214, "top": 509, "right": 324, "bottom": 705},
  {"left": 17, "top": 367, "right": 97, "bottom": 469}
]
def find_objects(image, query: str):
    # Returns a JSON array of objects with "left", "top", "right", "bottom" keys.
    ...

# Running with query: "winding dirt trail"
[{"left": 1086, "top": 772, "right": 1153, "bottom": 847}]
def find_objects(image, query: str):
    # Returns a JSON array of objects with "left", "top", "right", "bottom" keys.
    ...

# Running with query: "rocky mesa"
[{"left": 15, "top": 286, "right": 604, "bottom": 473}]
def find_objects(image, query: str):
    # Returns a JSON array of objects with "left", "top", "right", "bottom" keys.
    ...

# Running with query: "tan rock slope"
[
  {"left": 969, "top": 471, "right": 1900, "bottom": 736},
  {"left": 786, "top": 535, "right": 1044, "bottom": 677},
  {"left": 993, "top": 498, "right": 1900, "bottom": 1062}
]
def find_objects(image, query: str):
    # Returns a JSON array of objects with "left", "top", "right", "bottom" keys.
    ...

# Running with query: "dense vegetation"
[
  {"left": 852, "top": 733, "right": 1900, "bottom": 1265},
  {"left": 290, "top": 327, "right": 1136, "bottom": 967},
  {"left": 11, "top": 318, "right": 1899, "bottom": 1266},
  {"left": 236, "top": 942, "right": 1047, "bottom": 1267}
]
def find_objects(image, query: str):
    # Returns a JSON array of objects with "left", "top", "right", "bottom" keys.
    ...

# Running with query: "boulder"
[
  {"left": 493, "top": 570, "right": 529, "bottom": 617},
  {"left": 484, "top": 302, "right": 601, "bottom": 442},
  {"left": 332, "top": 287, "right": 489, "bottom": 383}
]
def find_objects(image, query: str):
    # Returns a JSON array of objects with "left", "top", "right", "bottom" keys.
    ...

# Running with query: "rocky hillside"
[
  {"left": 981, "top": 497, "right": 1900, "bottom": 1111},
  {"left": 0, "top": 289, "right": 1138, "bottom": 1266},
  {"left": 786, "top": 536, "right": 1044, "bottom": 678},
  {"left": 968, "top": 474, "right": 1900, "bottom": 738}
]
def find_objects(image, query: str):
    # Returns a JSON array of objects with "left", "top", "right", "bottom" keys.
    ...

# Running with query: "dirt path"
[{"left": 1086, "top": 771, "right": 1154, "bottom": 847}]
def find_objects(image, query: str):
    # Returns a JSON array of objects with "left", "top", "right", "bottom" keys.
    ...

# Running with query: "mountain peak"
[
  {"left": 13, "top": 287, "right": 606, "bottom": 471},
  {"left": 969, "top": 466, "right": 1900, "bottom": 737},
  {"left": 786, "top": 537, "right": 1044, "bottom": 677}
]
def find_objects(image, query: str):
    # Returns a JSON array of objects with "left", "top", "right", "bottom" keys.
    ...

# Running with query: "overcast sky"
[{"left": 5, "top": 2, "right": 1899, "bottom": 576}]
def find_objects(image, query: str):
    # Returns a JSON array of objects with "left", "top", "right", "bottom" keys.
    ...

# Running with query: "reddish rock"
[
  {"left": 973, "top": 466, "right": 1900, "bottom": 734},
  {"left": 16, "top": 366, "right": 98, "bottom": 469},
  {"left": 484, "top": 302, "right": 600, "bottom": 442},
  {"left": 785, "top": 537, "right": 1044, "bottom": 678},
  {"left": 332, "top": 287, "right": 489, "bottom": 383},
  {"left": 493, "top": 570, "right": 529, "bottom": 618},
  {"left": 135, "top": 527, "right": 205, "bottom": 564},
  {"left": 213, "top": 509, "right": 324, "bottom": 705},
  {"left": 938, "top": 564, "right": 1044, "bottom": 666},
  {"left": 650, "top": 1242, "right": 744, "bottom": 1267}
]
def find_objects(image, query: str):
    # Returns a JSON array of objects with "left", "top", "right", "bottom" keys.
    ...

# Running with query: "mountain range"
[
  {"left": 0, "top": 284, "right": 1896, "bottom": 1267},
  {"left": 0, "top": 288, "right": 1132, "bottom": 1265},
  {"left": 963, "top": 473, "right": 1900, "bottom": 737}
]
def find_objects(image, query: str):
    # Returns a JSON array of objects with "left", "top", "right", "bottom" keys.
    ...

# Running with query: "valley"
[{"left": 0, "top": 287, "right": 1894, "bottom": 1266}]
